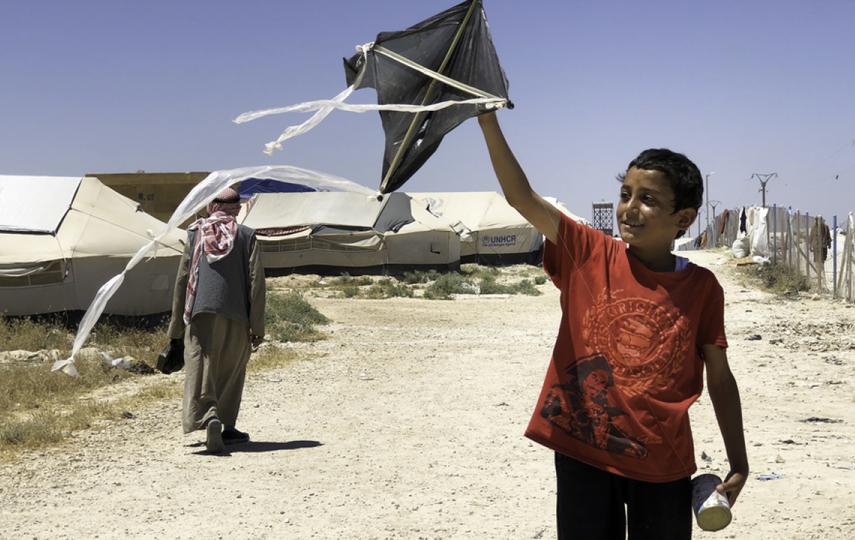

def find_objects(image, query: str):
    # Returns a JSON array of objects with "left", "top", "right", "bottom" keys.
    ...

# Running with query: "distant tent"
[
  {"left": 239, "top": 191, "right": 460, "bottom": 274},
  {"left": 0, "top": 175, "right": 185, "bottom": 316},
  {"left": 410, "top": 192, "right": 589, "bottom": 264},
  {"left": 238, "top": 190, "right": 589, "bottom": 273},
  {"left": 238, "top": 178, "right": 316, "bottom": 200}
]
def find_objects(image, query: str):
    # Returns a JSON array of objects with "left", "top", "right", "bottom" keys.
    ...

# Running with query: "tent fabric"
[
  {"left": 242, "top": 192, "right": 389, "bottom": 231},
  {"left": 413, "top": 192, "right": 590, "bottom": 263},
  {"left": 0, "top": 175, "right": 81, "bottom": 233},
  {"left": 239, "top": 190, "right": 588, "bottom": 272},
  {"left": 240, "top": 191, "right": 459, "bottom": 273},
  {"left": 344, "top": 0, "right": 511, "bottom": 193},
  {"left": 410, "top": 192, "right": 581, "bottom": 262},
  {"left": 0, "top": 176, "right": 185, "bottom": 317}
]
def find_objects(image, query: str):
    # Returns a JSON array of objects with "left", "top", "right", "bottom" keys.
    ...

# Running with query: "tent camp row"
[
  {"left": 1, "top": 173, "right": 588, "bottom": 316},
  {"left": 239, "top": 190, "right": 588, "bottom": 275}
]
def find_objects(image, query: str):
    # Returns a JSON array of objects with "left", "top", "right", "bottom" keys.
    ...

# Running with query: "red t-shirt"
[{"left": 525, "top": 213, "right": 728, "bottom": 483}]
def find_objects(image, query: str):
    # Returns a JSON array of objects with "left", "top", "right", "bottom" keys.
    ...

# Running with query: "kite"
[{"left": 235, "top": 0, "right": 512, "bottom": 193}]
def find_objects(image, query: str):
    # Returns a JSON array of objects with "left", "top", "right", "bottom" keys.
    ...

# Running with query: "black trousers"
[{"left": 555, "top": 452, "right": 692, "bottom": 540}]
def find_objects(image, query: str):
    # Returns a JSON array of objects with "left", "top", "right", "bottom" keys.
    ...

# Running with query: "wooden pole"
[
  {"left": 805, "top": 212, "right": 811, "bottom": 285},
  {"left": 772, "top": 204, "right": 777, "bottom": 265},
  {"left": 379, "top": 0, "right": 480, "bottom": 193},
  {"left": 816, "top": 216, "right": 823, "bottom": 292},
  {"left": 795, "top": 211, "right": 801, "bottom": 275},
  {"left": 833, "top": 215, "right": 838, "bottom": 298},
  {"left": 787, "top": 211, "right": 793, "bottom": 268}
]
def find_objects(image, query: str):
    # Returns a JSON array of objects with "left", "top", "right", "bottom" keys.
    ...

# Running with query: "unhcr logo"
[{"left": 481, "top": 234, "right": 517, "bottom": 247}]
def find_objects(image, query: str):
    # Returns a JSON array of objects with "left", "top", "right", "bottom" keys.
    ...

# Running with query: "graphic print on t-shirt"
[
  {"left": 582, "top": 289, "right": 691, "bottom": 396},
  {"left": 540, "top": 354, "right": 648, "bottom": 458}
]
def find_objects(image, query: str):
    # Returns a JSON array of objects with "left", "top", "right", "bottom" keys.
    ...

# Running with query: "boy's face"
[{"left": 617, "top": 167, "right": 696, "bottom": 253}]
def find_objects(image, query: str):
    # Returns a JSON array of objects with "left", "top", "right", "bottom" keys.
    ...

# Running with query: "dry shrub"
[
  {"left": 422, "top": 273, "right": 476, "bottom": 300},
  {"left": 740, "top": 262, "right": 810, "bottom": 296},
  {"left": 0, "top": 317, "right": 70, "bottom": 351},
  {"left": 365, "top": 279, "right": 414, "bottom": 299},
  {"left": 401, "top": 270, "right": 440, "bottom": 284},
  {"left": 479, "top": 275, "right": 542, "bottom": 296},
  {"left": 265, "top": 292, "right": 329, "bottom": 342},
  {"left": 247, "top": 347, "right": 300, "bottom": 373}
]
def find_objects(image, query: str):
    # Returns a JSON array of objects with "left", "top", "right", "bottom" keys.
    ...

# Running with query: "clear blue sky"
[{"left": 1, "top": 0, "right": 853, "bottom": 225}]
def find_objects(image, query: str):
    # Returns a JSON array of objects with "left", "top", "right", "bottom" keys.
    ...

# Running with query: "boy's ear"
[{"left": 676, "top": 208, "right": 697, "bottom": 230}]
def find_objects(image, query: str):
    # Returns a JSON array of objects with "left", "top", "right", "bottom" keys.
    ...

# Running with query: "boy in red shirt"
[{"left": 478, "top": 111, "right": 748, "bottom": 539}]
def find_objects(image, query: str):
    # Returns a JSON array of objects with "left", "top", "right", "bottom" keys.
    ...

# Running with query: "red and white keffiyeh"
[{"left": 183, "top": 197, "right": 242, "bottom": 324}]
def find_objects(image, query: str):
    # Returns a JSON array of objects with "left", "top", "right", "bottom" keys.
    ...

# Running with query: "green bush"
[
  {"left": 478, "top": 274, "right": 506, "bottom": 295},
  {"left": 423, "top": 273, "right": 476, "bottom": 300},
  {"left": 339, "top": 285, "right": 360, "bottom": 298},
  {"left": 365, "top": 279, "right": 414, "bottom": 299},
  {"left": 460, "top": 264, "right": 499, "bottom": 279},
  {"left": 478, "top": 275, "right": 542, "bottom": 296},
  {"left": 265, "top": 291, "right": 329, "bottom": 341},
  {"left": 534, "top": 275, "right": 547, "bottom": 285},
  {"left": 331, "top": 273, "right": 373, "bottom": 287},
  {"left": 401, "top": 270, "right": 440, "bottom": 284},
  {"left": 507, "top": 278, "right": 541, "bottom": 296}
]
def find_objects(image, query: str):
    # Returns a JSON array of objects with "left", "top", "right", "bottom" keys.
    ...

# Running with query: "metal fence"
[{"left": 694, "top": 206, "right": 854, "bottom": 302}]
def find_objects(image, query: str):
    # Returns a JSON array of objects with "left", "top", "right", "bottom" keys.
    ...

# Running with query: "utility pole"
[
  {"left": 750, "top": 172, "right": 778, "bottom": 207},
  {"left": 705, "top": 172, "right": 715, "bottom": 232},
  {"left": 697, "top": 208, "right": 702, "bottom": 238}
]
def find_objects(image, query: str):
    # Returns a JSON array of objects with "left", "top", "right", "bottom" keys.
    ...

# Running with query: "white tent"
[
  {"left": 239, "top": 191, "right": 460, "bottom": 274},
  {"left": 0, "top": 175, "right": 185, "bottom": 316},
  {"left": 409, "top": 192, "right": 589, "bottom": 264}
]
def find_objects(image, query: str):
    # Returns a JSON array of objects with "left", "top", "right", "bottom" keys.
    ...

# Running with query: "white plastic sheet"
[
  {"left": 53, "top": 165, "right": 373, "bottom": 376},
  {"left": 747, "top": 207, "right": 770, "bottom": 257},
  {"left": 731, "top": 234, "right": 750, "bottom": 259},
  {"left": 234, "top": 42, "right": 507, "bottom": 156}
]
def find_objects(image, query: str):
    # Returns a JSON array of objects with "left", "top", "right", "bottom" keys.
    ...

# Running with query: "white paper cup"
[{"left": 691, "top": 473, "right": 732, "bottom": 531}]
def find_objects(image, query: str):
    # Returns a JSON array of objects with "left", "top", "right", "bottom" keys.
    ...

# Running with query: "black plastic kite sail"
[
  {"left": 235, "top": 0, "right": 511, "bottom": 194},
  {"left": 343, "top": 0, "right": 511, "bottom": 193}
]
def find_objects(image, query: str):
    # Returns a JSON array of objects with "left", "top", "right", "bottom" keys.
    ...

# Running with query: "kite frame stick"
[{"left": 379, "top": 0, "right": 480, "bottom": 193}]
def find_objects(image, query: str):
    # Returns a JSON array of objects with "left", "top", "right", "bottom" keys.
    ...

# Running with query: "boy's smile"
[{"left": 617, "top": 167, "right": 696, "bottom": 271}]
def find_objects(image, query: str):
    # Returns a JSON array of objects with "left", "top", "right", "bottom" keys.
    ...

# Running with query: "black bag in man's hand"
[{"left": 155, "top": 338, "right": 185, "bottom": 374}]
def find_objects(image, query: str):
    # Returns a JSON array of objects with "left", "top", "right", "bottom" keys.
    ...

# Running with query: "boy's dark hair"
[{"left": 617, "top": 148, "right": 704, "bottom": 238}]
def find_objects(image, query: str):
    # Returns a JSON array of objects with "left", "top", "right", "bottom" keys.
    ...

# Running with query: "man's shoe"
[
  {"left": 205, "top": 418, "right": 224, "bottom": 453},
  {"left": 223, "top": 427, "right": 250, "bottom": 445}
]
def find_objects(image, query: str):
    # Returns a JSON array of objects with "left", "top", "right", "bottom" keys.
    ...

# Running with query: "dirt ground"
[{"left": 1, "top": 251, "right": 853, "bottom": 539}]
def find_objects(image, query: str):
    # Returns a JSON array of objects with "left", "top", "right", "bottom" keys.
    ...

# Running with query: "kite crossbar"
[{"left": 372, "top": 45, "right": 502, "bottom": 101}]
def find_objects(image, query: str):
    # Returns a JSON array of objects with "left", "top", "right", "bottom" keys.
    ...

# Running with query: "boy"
[{"left": 478, "top": 111, "right": 748, "bottom": 539}]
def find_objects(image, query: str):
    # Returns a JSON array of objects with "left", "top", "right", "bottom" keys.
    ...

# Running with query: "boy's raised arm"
[
  {"left": 478, "top": 112, "right": 560, "bottom": 244},
  {"left": 702, "top": 344, "right": 749, "bottom": 506}
]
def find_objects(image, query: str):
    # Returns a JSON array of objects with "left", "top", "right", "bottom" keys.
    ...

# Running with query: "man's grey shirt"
[{"left": 168, "top": 223, "right": 266, "bottom": 339}]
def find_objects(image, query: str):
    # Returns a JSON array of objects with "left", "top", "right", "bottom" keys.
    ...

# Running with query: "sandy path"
[{"left": 1, "top": 252, "right": 853, "bottom": 539}]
